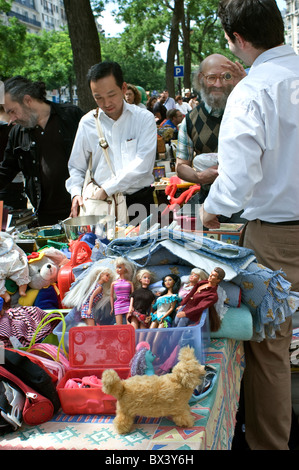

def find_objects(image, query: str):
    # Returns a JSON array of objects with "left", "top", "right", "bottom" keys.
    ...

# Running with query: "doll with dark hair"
[{"left": 150, "top": 274, "right": 181, "bottom": 329}]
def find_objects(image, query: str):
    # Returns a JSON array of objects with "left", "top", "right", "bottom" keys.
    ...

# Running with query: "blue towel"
[{"left": 211, "top": 304, "right": 253, "bottom": 341}]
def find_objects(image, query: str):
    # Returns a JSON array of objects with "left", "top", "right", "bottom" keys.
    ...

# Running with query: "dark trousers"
[{"left": 126, "top": 186, "right": 155, "bottom": 223}]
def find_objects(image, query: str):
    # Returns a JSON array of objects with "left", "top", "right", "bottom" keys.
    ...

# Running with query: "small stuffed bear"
[
  {"left": 0, "top": 232, "right": 30, "bottom": 303},
  {"left": 19, "top": 247, "right": 68, "bottom": 310}
]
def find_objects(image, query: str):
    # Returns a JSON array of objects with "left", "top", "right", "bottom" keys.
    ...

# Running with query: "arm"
[
  {"left": 203, "top": 95, "right": 265, "bottom": 228},
  {"left": 183, "top": 290, "right": 218, "bottom": 322},
  {"left": 0, "top": 127, "right": 23, "bottom": 188},
  {"left": 110, "top": 282, "right": 115, "bottom": 315},
  {"left": 175, "top": 119, "right": 218, "bottom": 185}
]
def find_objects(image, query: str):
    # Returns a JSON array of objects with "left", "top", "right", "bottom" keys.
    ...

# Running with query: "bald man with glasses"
[{"left": 175, "top": 54, "right": 246, "bottom": 216}]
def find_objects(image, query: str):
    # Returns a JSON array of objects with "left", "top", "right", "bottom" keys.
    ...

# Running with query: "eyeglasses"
[{"left": 201, "top": 72, "right": 233, "bottom": 85}]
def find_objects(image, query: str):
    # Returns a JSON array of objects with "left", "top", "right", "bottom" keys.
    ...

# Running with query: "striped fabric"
[{"left": 0, "top": 307, "right": 59, "bottom": 347}]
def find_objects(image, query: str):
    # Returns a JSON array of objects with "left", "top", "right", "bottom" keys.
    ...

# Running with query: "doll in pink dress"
[{"left": 110, "top": 257, "right": 135, "bottom": 325}]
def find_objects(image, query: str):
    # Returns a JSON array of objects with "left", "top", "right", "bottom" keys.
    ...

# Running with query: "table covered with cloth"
[{"left": 0, "top": 338, "right": 244, "bottom": 451}]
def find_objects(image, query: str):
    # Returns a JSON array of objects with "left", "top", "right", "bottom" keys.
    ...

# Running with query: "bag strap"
[
  {"left": 26, "top": 311, "right": 68, "bottom": 360},
  {"left": 94, "top": 109, "right": 116, "bottom": 177}
]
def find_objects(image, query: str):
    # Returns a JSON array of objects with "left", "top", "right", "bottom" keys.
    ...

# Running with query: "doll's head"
[
  {"left": 135, "top": 269, "right": 154, "bottom": 289},
  {"left": 99, "top": 270, "right": 112, "bottom": 284},
  {"left": 189, "top": 268, "right": 208, "bottom": 284},
  {"left": 63, "top": 263, "right": 115, "bottom": 309},
  {"left": 161, "top": 273, "right": 181, "bottom": 295},
  {"left": 114, "top": 257, "right": 135, "bottom": 280}
]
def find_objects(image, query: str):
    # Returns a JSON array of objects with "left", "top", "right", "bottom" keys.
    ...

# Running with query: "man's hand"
[
  {"left": 200, "top": 205, "right": 220, "bottom": 229},
  {"left": 221, "top": 59, "right": 247, "bottom": 85},
  {"left": 70, "top": 195, "right": 82, "bottom": 218}
]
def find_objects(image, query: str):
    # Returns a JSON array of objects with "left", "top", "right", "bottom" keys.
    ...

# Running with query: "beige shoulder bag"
[{"left": 80, "top": 110, "right": 128, "bottom": 225}]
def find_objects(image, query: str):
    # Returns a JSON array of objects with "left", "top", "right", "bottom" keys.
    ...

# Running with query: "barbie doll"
[
  {"left": 110, "top": 257, "right": 135, "bottom": 325},
  {"left": 63, "top": 263, "right": 115, "bottom": 325},
  {"left": 150, "top": 273, "right": 181, "bottom": 328},
  {"left": 127, "top": 269, "right": 156, "bottom": 329}
]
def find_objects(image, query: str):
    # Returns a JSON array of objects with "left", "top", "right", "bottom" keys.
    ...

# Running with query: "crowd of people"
[{"left": 0, "top": 0, "right": 298, "bottom": 451}]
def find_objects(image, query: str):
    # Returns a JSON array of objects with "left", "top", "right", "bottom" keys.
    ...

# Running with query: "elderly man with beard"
[{"left": 175, "top": 54, "right": 246, "bottom": 220}]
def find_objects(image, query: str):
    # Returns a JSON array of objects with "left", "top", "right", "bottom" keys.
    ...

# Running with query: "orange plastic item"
[
  {"left": 57, "top": 240, "right": 92, "bottom": 302},
  {"left": 162, "top": 177, "right": 201, "bottom": 216},
  {"left": 57, "top": 325, "right": 135, "bottom": 415}
]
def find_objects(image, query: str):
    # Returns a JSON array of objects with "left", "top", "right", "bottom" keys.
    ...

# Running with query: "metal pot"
[{"left": 62, "top": 215, "right": 115, "bottom": 242}]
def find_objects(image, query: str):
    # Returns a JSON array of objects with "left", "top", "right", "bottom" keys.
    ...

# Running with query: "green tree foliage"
[
  {"left": 0, "top": 17, "right": 27, "bottom": 80},
  {"left": 101, "top": 36, "right": 165, "bottom": 91}
]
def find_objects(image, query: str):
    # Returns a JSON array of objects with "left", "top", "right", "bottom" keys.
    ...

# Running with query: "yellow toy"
[{"left": 101, "top": 346, "right": 205, "bottom": 434}]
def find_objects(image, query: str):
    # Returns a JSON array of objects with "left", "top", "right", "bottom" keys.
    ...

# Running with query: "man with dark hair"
[
  {"left": 160, "top": 109, "right": 183, "bottom": 132},
  {"left": 66, "top": 61, "right": 157, "bottom": 220},
  {"left": 1, "top": 76, "right": 84, "bottom": 225},
  {"left": 202, "top": 0, "right": 299, "bottom": 450}
]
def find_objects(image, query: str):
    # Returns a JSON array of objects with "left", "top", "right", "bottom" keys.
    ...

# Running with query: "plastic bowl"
[
  {"left": 19, "top": 225, "right": 67, "bottom": 248},
  {"left": 62, "top": 215, "right": 115, "bottom": 242}
]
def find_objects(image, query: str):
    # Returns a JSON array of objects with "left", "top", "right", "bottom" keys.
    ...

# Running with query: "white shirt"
[
  {"left": 66, "top": 101, "right": 157, "bottom": 198},
  {"left": 204, "top": 45, "right": 299, "bottom": 223},
  {"left": 164, "top": 97, "right": 176, "bottom": 111},
  {"left": 175, "top": 102, "right": 192, "bottom": 115}
]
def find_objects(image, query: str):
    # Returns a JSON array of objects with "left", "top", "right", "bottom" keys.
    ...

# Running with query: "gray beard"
[{"left": 200, "top": 84, "right": 233, "bottom": 112}]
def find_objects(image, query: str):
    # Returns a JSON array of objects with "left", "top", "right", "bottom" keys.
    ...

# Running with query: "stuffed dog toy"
[{"left": 102, "top": 346, "right": 205, "bottom": 434}]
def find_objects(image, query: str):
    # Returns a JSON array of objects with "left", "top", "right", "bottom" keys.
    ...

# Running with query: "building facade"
[
  {"left": 284, "top": 0, "right": 299, "bottom": 54},
  {"left": 1, "top": 0, "right": 67, "bottom": 33}
]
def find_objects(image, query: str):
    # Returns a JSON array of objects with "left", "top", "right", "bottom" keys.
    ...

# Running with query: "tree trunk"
[
  {"left": 181, "top": 10, "right": 191, "bottom": 91},
  {"left": 63, "top": 0, "right": 101, "bottom": 112},
  {"left": 165, "top": 0, "right": 184, "bottom": 97}
]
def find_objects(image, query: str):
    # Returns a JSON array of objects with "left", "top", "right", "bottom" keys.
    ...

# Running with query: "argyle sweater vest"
[{"left": 185, "top": 102, "right": 222, "bottom": 155}]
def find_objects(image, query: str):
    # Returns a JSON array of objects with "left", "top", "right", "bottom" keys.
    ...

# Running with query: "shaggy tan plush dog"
[{"left": 102, "top": 346, "right": 205, "bottom": 434}]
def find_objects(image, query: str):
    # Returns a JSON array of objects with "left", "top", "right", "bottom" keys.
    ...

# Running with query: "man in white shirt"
[
  {"left": 202, "top": 0, "right": 299, "bottom": 450},
  {"left": 66, "top": 61, "right": 157, "bottom": 220},
  {"left": 162, "top": 89, "right": 176, "bottom": 111}
]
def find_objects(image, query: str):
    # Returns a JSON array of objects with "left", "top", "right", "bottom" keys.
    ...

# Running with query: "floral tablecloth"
[{"left": 0, "top": 338, "right": 244, "bottom": 451}]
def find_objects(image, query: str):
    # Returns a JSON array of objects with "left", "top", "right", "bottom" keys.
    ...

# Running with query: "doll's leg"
[
  {"left": 84, "top": 318, "right": 95, "bottom": 326},
  {"left": 129, "top": 316, "right": 139, "bottom": 329},
  {"left": 18, "top": 284, "right": 27, "bottom": 297},
  {"left": 115, "top": 314, "right": 124, "bottom": 325}
]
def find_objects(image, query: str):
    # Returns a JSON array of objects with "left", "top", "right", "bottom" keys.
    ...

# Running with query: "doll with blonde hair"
[
  {"left": 63, "top": 263, "right": 115, "bottom": 326},
  {"left": 110, "top": 257, "right": 135, "bottom": 325},
  {"left": 179, "top": 267, "right": 208, "bottom": 299},
  {"left": 128, "top": 269, "right": 156, "bottom": 329}
]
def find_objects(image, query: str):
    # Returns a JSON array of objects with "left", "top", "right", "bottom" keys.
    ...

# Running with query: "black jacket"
[{"left": 0, "top": 101, "right": 84, "bottom": 219}]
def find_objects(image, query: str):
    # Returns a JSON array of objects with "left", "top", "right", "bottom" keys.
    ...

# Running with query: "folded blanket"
[{"left": 211, "top": 304, "right": 253, "bottom": 341}]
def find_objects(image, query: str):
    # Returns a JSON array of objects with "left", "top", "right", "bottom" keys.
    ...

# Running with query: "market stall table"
[{"left": 0, "top": 338, "right": 244, "bottom": 451}]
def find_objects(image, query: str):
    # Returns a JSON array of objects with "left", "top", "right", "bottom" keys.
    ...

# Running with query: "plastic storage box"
[
  {"left": 57, "top": 325, "right": 135, "bottom": 415},
  {"left": 135, "top": 309, "right": 210, "bottom": 372}
]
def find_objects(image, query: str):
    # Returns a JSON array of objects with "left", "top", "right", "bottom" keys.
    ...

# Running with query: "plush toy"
[
  {"left": 0, "top": 232, "right": 30, "bottom": 303},
  {"left": 102, "top": 346, "right": 205, "bottom": 434},
  {"left": 19, "top": 247, "right": 68, "bottom": 309}
]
